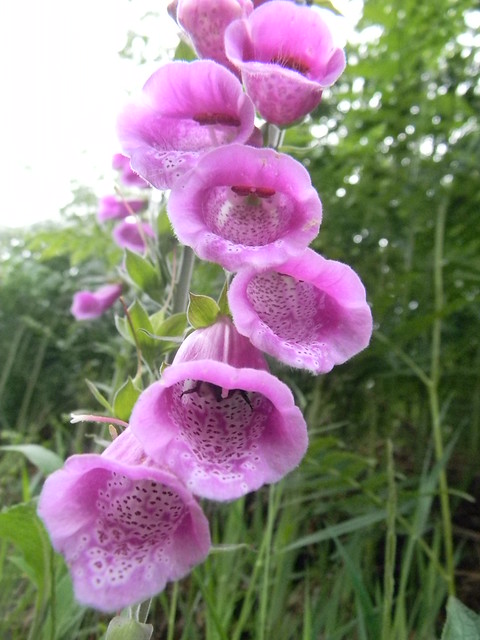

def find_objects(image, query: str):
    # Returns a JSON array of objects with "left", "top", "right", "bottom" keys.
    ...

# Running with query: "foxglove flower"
[
  {"left": 71, "top": 283, "right": 123, "bottom": 321},
  {"left": 176, "top": 0, "right": 253, "bottom": 74},
  {"left": 225, "top": 0, "right": 346, "bottom": 125},
  {"left": 228, "top": 249, "right": 373, "bottom": 373},
  {"left": 97, "top": 195, "right": 147, "bottom": 223},
  {"left": 112, "top": 153, "right": 150, "bottom": 188},
  {"left": 113, "top": 219, "right": 155, "bottom": 253},
  {"left": 167, "top": 144, "right": 322, "bottom": 271},
  {"left": 129, "top": 317, "right": 308, "bottom": 501},
  {"left": 117, "top": 60, "right": 256, "bottom": 189},
  {"left": 37, "top": 429, "right": 211, "bottom": 612}
]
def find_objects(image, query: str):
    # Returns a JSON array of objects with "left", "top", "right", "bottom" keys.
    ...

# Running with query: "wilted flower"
[
  {"left": 225, "top": 0, "right": 346, "bottom": 125},
  {"left": 97, "top": 195, "right": 147, "bottom": 223},
  {"left": 112, "top": 153, "right": 150, "bottom": 188},
  {"left": 167, "top": 143, "right": 322, "bottom": 271},
  {"left": 228, "top": 249, "right": 373, "bottom": 373},
  {"left": 71, "top": 283, "right": 123, "bottom": 321},
  {"left": 37, "top": 429, "right": 211, "bottom": 612},
  {"left": 176, "top": 0, "right": 253, "bottom": 73},
  {"left": 112, "top": 219, "right": 155, "bottom": 253},
  {"left": 117, "top": 60, "right": 256, "bottom": 189},
  {"left": 129, "top": 317, "right": 308, "bottom": 501}
]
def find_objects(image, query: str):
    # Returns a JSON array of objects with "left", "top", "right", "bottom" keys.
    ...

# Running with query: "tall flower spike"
[
  {"left": 117, "top": 60, "right": 256, "bottom": 189},
  {"left": 228, "top": 249, "right": 373, "bottom": 373},
  {"left": 167, "top": 143, "right": 322, "bottom": 271},
  {"left": 71, "top": 283, "right": 123, "bottom": 321},
  {"left": 176, "top": 0, "right": 253, "bottom": 74},
  {"left": 225, "top": 0, "right": 346, "bottom": 125},
  {"left": 129, "top": 317, "right": 308, "bottom": 501},
  {"left": 37, "top": 429, "right": 211, "bottom": 613}
]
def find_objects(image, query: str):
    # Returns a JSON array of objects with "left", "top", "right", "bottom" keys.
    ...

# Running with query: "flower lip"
[
  {"left": 37, "top": 430, "right": 211, "bottom": 612},
  {"left": 117, "top": 60, "right": 256, "bottom": 189},
  {"left": 228, "top": 249, "right": 373, "bottom": 373},
  {"left": 129, "top": 359, "right": 308, "bottom": 501},
  {"left": 167, "top": 143, "right": 322, "bottom": 271}
]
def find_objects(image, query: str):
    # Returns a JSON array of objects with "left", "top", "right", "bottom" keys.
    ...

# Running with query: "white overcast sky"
[
  {"left": 0, "top": 0, "right": 366, "bottom": 230},
  {"left": 0, "top": 0, "right": 179, "bottom": 229}
]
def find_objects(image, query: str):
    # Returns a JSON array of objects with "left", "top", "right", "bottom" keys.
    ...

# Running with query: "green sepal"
[
  {"left": 105, "top": 617, "right": 153, "bottom": 640},
  {"left": 113, "top": 377, "right": 142, "bottom": 422},
  {"left": 187, "top": 293, "right": 221, "bottom": 329},
  {"left": 125, "top": 249, "right": 163, "bottom": 302},
  {"left": 217, "top": 280, "right": 231, "bottom": 316}
]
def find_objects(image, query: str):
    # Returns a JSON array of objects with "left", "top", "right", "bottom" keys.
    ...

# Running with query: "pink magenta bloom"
[
  {"left": 71, "top": 283, "right": 123, "bottom": 321},
  {"left": 97, "top": 195, "right": 147, "bottom": 223},
  {"left": 129, "top": 317, "right": 308, "bottom": 501},
  {"left": 117, "top": 60, "right": 256, "bottom": 189},
  {"left": 225, "top": 0, "right": 346, "bottom": 125},
  {"left": 167, "top": 144, "right": 322, "bottom": 271},
  {"left": 177, "top": 0, "right": 253, "bottom": 73},
  {"left": 112, "top": 219, "right": 155, "bottom": 253},
  {"left": 37, "top": 429, "right": 211, "bottom": 612},
  {"left": 228, "top": 249, "right": 373, "bottom": 373},
  {"left": 112, "top": 153, "right": 150, "bottom": 188}
]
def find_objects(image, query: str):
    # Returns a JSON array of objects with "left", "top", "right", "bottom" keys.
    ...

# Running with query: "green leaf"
[
  {"left": 105, "top": 617, "right": 153, "bottom": 640},
  {"left": 115, "top": 300, "right": 159, "bottom": 364},
  {"left": 154, "top": 312, "right": 188, "bottom": 338},
  {"left": 187, "top": 293, "right": 220, "bottom": 329},
  {"left": 85, "top": 378, "right": 114, "bottom": 413},
  {"left": 441, "top": 597, "right": 480, "bottom": 640},
  {"left": 0, "top": 444, "right": 63, "bottom": 475},
  {"left": 173, "top": 38, "right": 197, "bottom": 62},
  {"left": 113, "top": 377, "right": 142, "bottom": 422},
  {"left": 125, "top": 249, "right": 163, "bottom": 302},
  {"left": 0, "top": 502, "right": 51, "bottom": 590}
]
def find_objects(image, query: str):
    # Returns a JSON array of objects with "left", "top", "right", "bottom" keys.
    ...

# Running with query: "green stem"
[
  {"left": 381, "top": 440, "right": 397, "bottom": 640},
  {"left": 167, "top": 582, "right": 179, "bottom": 640},
  {"left": 172, "top": 246, "right": 195, "bottom": 315},
  {"left": 258, "top": 485, "right": 279, "bottom": 640},
  {"left": 429, "top": 198, "right": 455, "bottom": 596}
]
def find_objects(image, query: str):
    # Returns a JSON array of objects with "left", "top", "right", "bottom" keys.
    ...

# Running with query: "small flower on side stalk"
[
  {"left": 129, "top": 317, "right": 308, "bottom": 501},
  {"left": 117, "top": 60, "right": 256, "bottom": 189},
  {"left": 225, "top": 0, "right": 346, "bottom": 125},
  {"left": 167, "top": 143, "right": 322, "bottom": 271},
  {"left": 112, "top": 153, "right": 150, "bottom": 189},
  {"left": 112, "top": 219, "right": 155, "bottom": 254},
  {"left": 176, "top": 0, "right": 253, "bottom": 74},
  {"left": 97, "top": 195, "right": 147, "bottom": 223},
  {"left": 71, "top": 283, "right": 123, "bottom": 321},
  {"left": 37, "top": 428, "right": 211, "bottom": 613},
  {"left": 228, "top": 249, "right": 373, "bottom": 373}
]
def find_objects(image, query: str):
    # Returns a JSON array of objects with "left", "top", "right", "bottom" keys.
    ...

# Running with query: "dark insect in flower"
[
  {"left": 181, "top": 381, "right": 253, "bottom": 411},
  {"left": 231, "top": 185, "right": 276, "bottom": 198},
  {"left": 193, "top": 112, "right": 241, "bottom": 127}
]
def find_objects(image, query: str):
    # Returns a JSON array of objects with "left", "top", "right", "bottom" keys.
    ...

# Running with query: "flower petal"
[
  {"left": 228, "top": 249, "right": 373, "bottom": 372},
  {"left": 37, "top": 430, "right": 210, "bottom": 612},
  {"left": 167, "top": 144, "right": 322, "bottom": 271}
]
